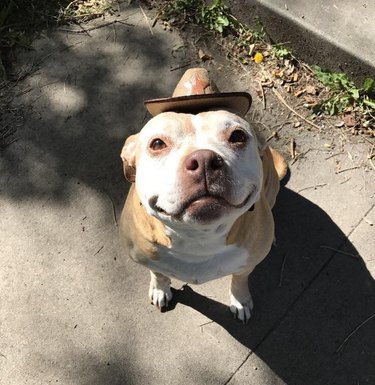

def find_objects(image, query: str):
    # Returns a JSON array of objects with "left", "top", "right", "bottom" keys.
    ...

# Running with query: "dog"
[{"left": 119, "top": 68, "right": 286, "bottom": 323}]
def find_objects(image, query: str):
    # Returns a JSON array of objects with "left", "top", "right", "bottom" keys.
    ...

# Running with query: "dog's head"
[{"left": 121, "top": 110, "right": 263, "bottom": 229}]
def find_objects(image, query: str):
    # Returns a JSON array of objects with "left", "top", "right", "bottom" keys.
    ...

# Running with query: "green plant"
[
  {"left": 199, "top": 0, "right": 231, "bottom": 33},
  {"left": 272, "top": 44, "right": 292, "bottom": 59},
  {"left": 312, "top": 65, "right": 375, "bottom": 116},
  {"left": 160, "top": 0, "right": 265, "bottom": 66},
  {"left": 162, "top": 0, "right": 234, "bottom": 33}
]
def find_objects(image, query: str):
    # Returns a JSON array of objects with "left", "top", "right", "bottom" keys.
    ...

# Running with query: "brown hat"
[{"left": 144, "top": 68, "right": 252, "bottom": 117}]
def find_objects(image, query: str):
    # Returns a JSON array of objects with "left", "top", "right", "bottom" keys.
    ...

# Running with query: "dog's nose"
[{"left": 184, "top": 149, "right": 224, "bottom": 173}]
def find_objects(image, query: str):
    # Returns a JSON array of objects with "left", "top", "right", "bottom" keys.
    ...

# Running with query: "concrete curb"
[{"left": 228, "top": 0, "right": 375, "bottom": 85}]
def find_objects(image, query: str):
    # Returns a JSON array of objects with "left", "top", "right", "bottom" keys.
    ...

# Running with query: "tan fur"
[{"left": 120, "top": 186, "right": 169, "bottom": 262}]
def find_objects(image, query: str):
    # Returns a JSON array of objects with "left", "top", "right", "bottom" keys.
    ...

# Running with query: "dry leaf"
[
  {"left": 306, "top": 85, "right": 317, "bottom": 95},
  {"left": 198, "top": 49, "right": 212, "bottom": 61},
  {"left": 303, "top": 95, "right": 316, "bottom": 103},
  {"left": 343, "top": 114, "right": 357, "bottom": 127}
]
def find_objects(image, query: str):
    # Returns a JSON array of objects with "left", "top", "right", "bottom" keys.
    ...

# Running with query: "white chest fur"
[{"left": 143, "top": 226, "right": 250, "bottom": 284}]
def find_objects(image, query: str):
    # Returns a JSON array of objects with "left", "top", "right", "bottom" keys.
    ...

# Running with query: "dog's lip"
[{"left": 151, "top": 190, "right": 253, "bottom": 218}]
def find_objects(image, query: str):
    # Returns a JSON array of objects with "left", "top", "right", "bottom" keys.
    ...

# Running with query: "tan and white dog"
[{"left": 119, "top": 68, "right": 286, "bottom": 323}]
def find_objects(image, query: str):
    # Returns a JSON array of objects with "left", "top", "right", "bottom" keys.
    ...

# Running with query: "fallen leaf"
[
  {"left": 303, "top": 95, "right": 316, "bottom": 103},
  {"left": 343, "top": 114, "right": 357, "bottom": 127},
  {"left": 198, "top": 49, "right": 213, "bottom": 61},
  {"left": 306, "top": 85, "right": 317, "bottom": 95}
]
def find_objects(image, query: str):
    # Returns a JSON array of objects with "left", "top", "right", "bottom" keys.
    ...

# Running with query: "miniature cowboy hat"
[{"left": 144, "top": 68, "right": 252, "bottom": 117}]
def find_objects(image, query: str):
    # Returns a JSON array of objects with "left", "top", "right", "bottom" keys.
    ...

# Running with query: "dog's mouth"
[{"left": 150, "top": 190, "right": 253, "bottom": 223}]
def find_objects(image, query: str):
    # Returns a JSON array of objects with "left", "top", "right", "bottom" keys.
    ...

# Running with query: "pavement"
[
  {"left": 0, "top": 2, "right": 374, "bottom": 385},
  {"left": 228, "top": 0, "right": 375, "bottom": 84}
]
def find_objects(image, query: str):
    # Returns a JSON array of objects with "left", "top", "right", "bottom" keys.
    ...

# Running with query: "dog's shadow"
[{"left": 169, "top": 186, "right": 375, "bottom": 385}]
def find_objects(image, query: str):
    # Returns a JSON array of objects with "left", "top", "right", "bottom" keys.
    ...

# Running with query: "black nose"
[{"left": 184, "top": 150, "right": 224, "bottom": 173}]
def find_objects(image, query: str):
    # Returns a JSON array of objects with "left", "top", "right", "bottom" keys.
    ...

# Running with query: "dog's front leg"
[
  {"left": 149, "top": 271, "right": 172, "bottom": 310},
  {"left": 230, "top": 270, "right": 253, "bottom": 324}
]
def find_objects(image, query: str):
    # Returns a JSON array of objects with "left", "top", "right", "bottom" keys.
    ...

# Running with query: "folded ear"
[
  {"left": 255, "top": 130, "right": 267, "bottom": 156},
  {"left": 120, "top": 134, "right": 139, "bottom": 183}
]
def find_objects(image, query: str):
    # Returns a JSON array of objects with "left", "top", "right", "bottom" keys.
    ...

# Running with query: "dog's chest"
[{"left": 144, "top": 236, "right": 249, "bottom": 284}]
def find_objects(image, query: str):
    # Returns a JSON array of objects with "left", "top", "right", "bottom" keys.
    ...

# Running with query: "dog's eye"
[
  {"left": 229, "top": 129, "right": 248, "bottom": 144},
  {"left": 149, "top": 138, "right": 167, "bottom": 151}
]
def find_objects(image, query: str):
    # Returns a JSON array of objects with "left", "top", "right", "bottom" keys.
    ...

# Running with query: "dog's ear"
[
  {"left": 254, "top": 130, "right": 267, "bottom": 156},
  {"left": 120, "top": 134, "right": 139, "bottom": 183}
]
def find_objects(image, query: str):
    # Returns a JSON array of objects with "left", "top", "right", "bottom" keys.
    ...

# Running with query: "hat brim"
[{"left": 144, "top": 92, "right": 252, "bottom": 117}]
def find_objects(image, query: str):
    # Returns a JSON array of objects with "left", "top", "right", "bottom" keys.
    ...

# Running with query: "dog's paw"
[
  {"left": 149, "top": 285, "right": 173, "bottom": 310},
  {"left": 229, "top": 294, "right": 254, "bottom": 324}
]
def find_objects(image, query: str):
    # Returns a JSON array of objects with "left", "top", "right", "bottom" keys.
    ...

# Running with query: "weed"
[
  {"left": 272, "top": 44, "right": 292, "bottom": 60},
  {"left": 312, "top": 65, "right": 375, "bottom": 119},
  {"left": 161, "top": 0, "right": 232, "bottom": 33}
]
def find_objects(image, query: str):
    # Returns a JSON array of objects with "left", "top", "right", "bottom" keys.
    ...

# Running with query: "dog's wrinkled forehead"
[{"left": 138, "top": 110, "right": 253, "bottom": 149}]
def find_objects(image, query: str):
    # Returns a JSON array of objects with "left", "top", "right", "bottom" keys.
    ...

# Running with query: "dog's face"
[{"left": 121, "top": 110, "right": 263, "bottom": 229}]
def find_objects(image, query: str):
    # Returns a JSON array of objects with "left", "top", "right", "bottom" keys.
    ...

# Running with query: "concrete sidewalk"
[{"left": 0, "top": 2, "right": 374, "bottom": 385}]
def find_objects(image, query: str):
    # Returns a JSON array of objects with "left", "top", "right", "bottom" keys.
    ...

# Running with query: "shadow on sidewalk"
[{"left": 169, "top": 187, "right": 375, "bottom": 385}]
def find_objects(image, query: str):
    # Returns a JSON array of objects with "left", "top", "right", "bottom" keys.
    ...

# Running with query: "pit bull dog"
[{"left": 119, "top": 68, "right": 287, "bottom": 323}]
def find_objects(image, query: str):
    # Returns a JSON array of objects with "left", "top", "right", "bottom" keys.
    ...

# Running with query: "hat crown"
[
  {"left": 172, "top": 68, "right": 219, "bottom": 97},
  {"left": 144, "top": 67, "right": 252, "bottom": 117}
]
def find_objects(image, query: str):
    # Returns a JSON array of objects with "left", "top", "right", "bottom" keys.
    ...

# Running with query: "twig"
[
  {"left": 266, "top": 131, "right": 277, "bottom": 142},
  {"left": 94, "top": 245, "right": 104, "bottom": 255},
  {"left": 270, "top": 118, "right": 292, "bottom": 130},
  {"left": 64, "top": 0, "right": 80, "bottom": 13},
  {"left": 320, "top": 245, "right": 359, "bottom": 259},
  {"left": 78, "top": 22, "right": 91, "bottom": 37},
  {"left": 339, "top": 177, "right": 351, "bottom": 184},
  {"left": 278, "top": 253, "right": 287, "bottom": 288},
  {"left": 336, "top": 313, "right": 375, "bottom": 353},
  {"left": 273, "top": 88, "right": 322, "bottom": 131},
  {"left": 170, "top": 61, "right": 194, "bottom": 72},
  {"left": 290, "top": 137, "right": 296, "bottom": 159},
  {"left": 325, "top": 151, "right": 344, "bottom": 160},
  {"left": 139, "top": 5, "right": 153, "bottom": 35},
  {"left": 297, "top": 183, "right": 327, "bottom": 193},
  {"left": 58, "top": 19, "right": 133, "bottom": 34},
  {"left": 335, "top": 166, "right": 361, "bottom": 174},
  {"left": 105, "top": 192, "right": 118, "bottom": 227},
  {"left": 258, "top": 80, "right": 266, "bottom": 110},
  {"left": 265, "top": 119, "right": 292, "bottom": 141},
  {"left": 199, "top": 320, "right": 214, "bottom": 328}
]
